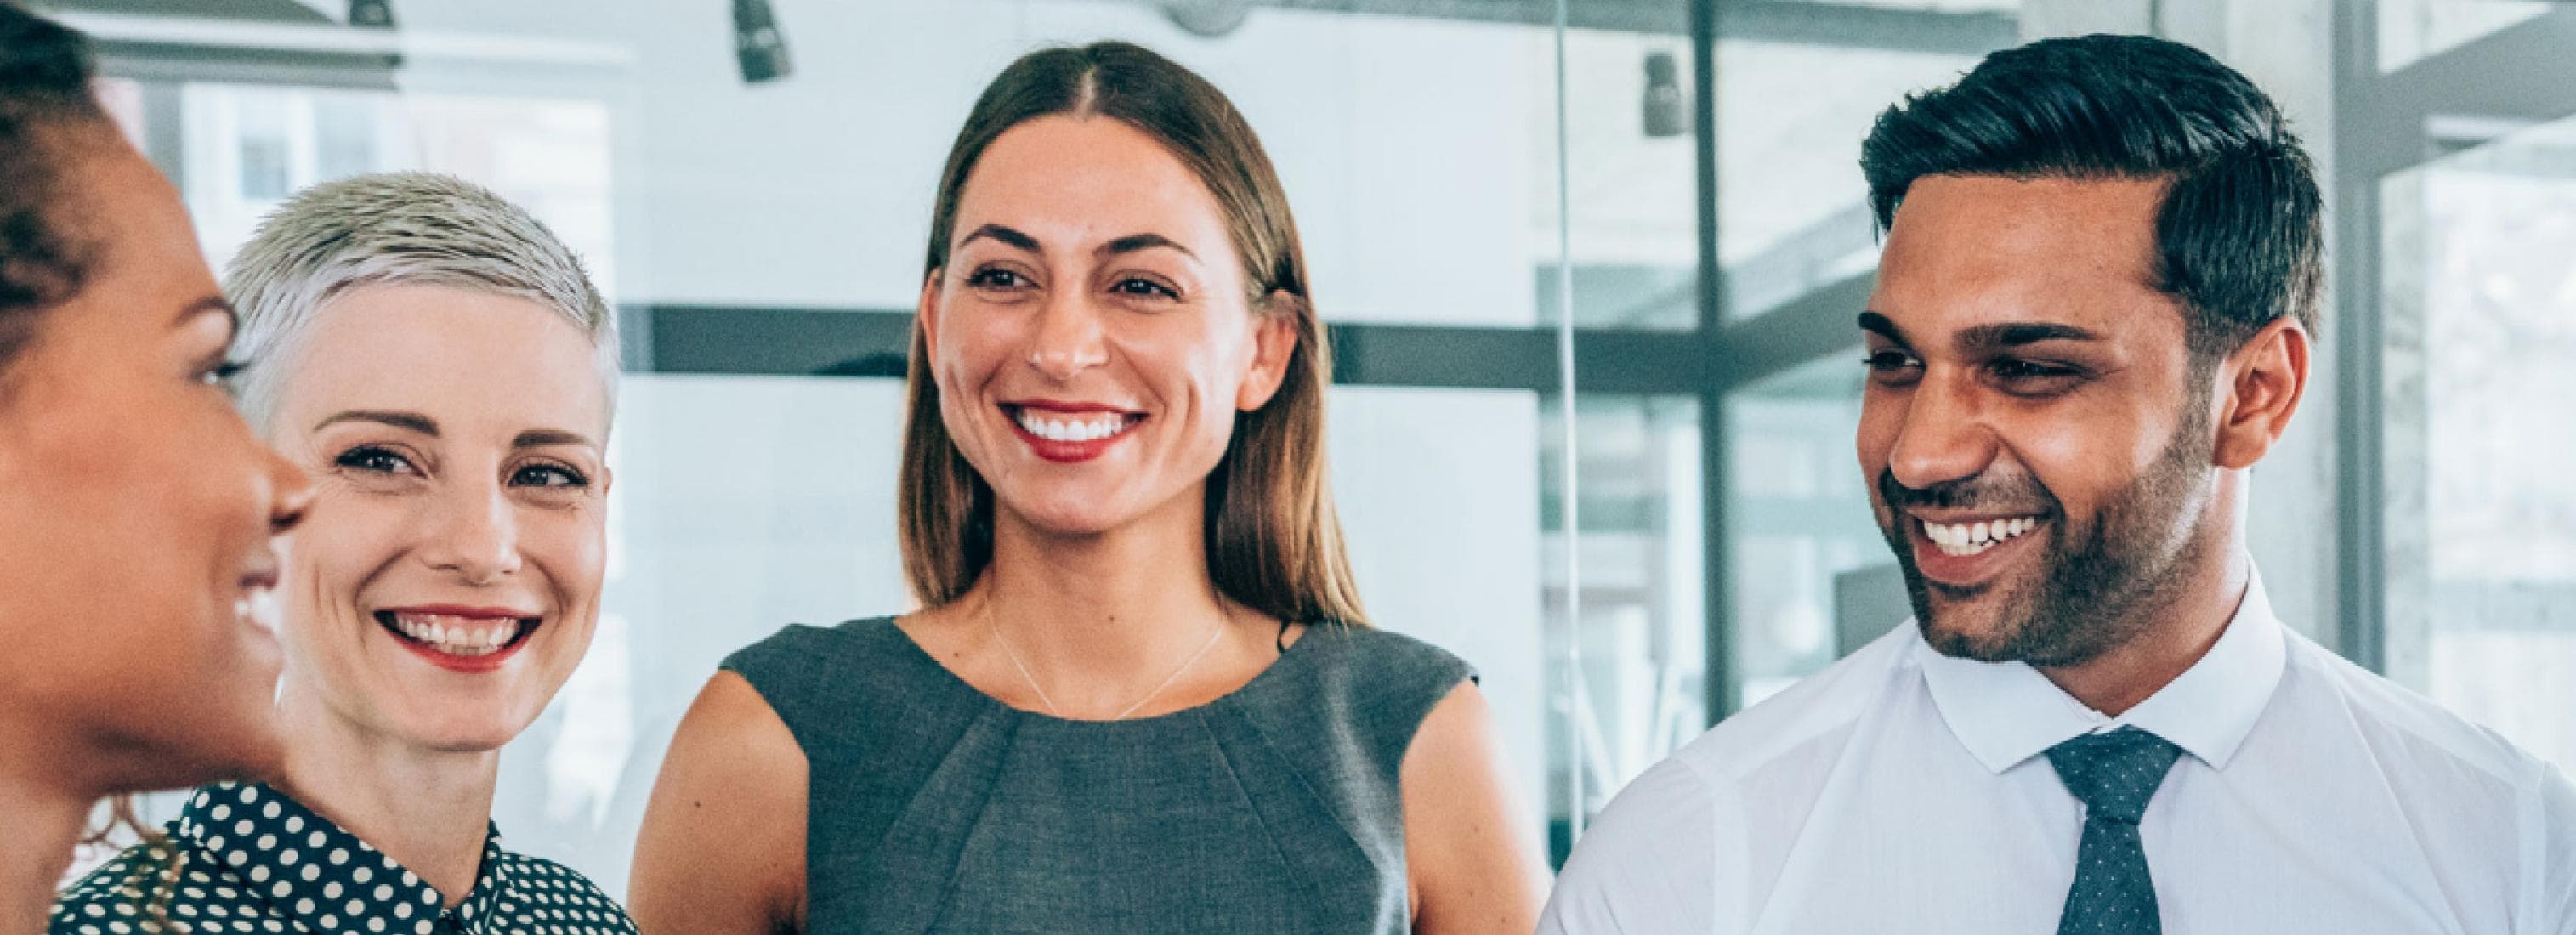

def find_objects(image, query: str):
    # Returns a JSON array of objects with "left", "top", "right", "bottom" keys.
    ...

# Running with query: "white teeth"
[
  {"left": 1015, "top": 409, "right": 1131, "bottom": 444},
  {"left": 386, "top": 612, "right": 525, "bottom": 657},
  {"left": 237, "top": 589, "right": 282, "bottom": 636},
  {"left": 1921, "top": 517, "right": 2042, "bottom": 557}
]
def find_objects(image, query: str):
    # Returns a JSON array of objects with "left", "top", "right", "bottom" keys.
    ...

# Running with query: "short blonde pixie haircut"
[{"left": 222, "top": 171, "right": 618, "bottom": 434}]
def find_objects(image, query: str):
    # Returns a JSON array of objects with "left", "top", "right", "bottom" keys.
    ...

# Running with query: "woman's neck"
[
  {"left": 271, "top": 680, "right": 497, "bottom": 910},
  {"left": 982, "top": 492, "right": 1236, "bottom": 714},
  {"left": 0, "top": 737, "right": 92, "bottom": 935}
]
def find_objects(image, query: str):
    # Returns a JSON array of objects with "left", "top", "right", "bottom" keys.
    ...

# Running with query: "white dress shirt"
[{"left": 1540, "top": 570, "right": 2576, "bottom": 934}]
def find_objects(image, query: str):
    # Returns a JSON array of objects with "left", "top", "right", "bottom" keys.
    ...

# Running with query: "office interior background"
[{"left": 43, "top": 0, "right": 2574, "bottom": 888}]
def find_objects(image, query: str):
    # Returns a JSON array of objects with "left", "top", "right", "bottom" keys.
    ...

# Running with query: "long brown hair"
[{"left": 899, "top": 41, "right": 1365, "bottom": 627}]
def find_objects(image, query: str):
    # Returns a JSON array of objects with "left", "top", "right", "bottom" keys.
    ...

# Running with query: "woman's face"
[
  {"left": 923, "top": 115, "right": 1296, "bottom": 538},
  {"left": 267, "top": 284, "right": 610, "bottom": 752},
  {"left": 0, "top": 141, "right": 309, "bottom": 791}
]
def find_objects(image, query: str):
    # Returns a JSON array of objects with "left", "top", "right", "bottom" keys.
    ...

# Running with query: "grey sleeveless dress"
[{"left": 722, "top": 616, "right": 1474, "bottom": 935}]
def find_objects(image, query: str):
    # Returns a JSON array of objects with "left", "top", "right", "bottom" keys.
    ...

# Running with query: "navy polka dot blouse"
[{"left": 52, "top": 781, "right": 636, "bottom": 935}]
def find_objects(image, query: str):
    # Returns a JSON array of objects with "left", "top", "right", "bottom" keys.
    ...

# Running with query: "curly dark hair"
[
  {"left": 1860, "top": 33, "right": 2324, "bottom": 362},
  {"left": 0, "top": 1, "right": 109, "bottom": 375}
]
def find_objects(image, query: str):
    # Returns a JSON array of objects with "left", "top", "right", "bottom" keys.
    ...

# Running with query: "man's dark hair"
[
  {"left": 1860, "top": 33, "right": 2323, "bottom": 360},
  {"left": 0, "top": 1, "right": 107, "bottom": 371}
]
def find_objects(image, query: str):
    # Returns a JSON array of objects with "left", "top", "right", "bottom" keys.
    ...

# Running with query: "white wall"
[{"left": 392, "top": 0, "right": 1544, "bottom": 326}]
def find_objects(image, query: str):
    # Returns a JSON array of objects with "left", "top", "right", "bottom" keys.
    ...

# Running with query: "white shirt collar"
[{"left": 1915, "top": 566, "right": 2287, "bottom": 774}]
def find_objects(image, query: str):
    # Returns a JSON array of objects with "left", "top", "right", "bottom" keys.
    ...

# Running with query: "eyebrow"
[
  {"left": 513, "top": 428, "right": 598, "bottom": 450},
  {"left": 315, "top": 410, "right": 438, "bottom": 436},
  {"left": 1858, "top": 313, "right": 2102, "bottom": 353},
  {"left": 956, "top": 224, "right": 1196, "bottom": 263},
  {"left": 1100, "top": 233, "right": 1194, "bottom": 261},
  {"left": 1858, "top": 311, "right": 1907, "bottom": 345},
  {"left": 958, "top": 224, "right": 1041, "bottom": 254},
  {"left": 1955, "top": 322, "right": 2102, "bottom": 352}
]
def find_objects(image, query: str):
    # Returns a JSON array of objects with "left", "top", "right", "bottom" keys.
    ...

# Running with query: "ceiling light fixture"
[
  {"left": 347, "top": 0, "right": 394, "bottom": 29},
  {"left": 735, "top": 0, "right": 792, "bottom": 84},
  {"left": 1643, "top": 51, "right": 1688, "bottom": 139}
]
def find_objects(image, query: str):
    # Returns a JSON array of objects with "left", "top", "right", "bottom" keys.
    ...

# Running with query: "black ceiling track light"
[
  {"left": 347, "top": 0, "right": 394, "bottom": 29},
  {"left": 735, "top": 0, "right": 792, "bottom": 84}
]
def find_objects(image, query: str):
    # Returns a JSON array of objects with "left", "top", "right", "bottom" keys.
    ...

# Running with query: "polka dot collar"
[{"left": 170, "top": 781, "right": 508, "bottom": 934}]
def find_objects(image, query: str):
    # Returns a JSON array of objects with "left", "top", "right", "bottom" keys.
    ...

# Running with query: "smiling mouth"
[
  {"left": 374, "top": 610, "right": 537, "bottom": 658},
  {"left": 235, "top": 586, "right": 282, "bottom": 637},
  {"left": 1919, "top": 516, "right": 2045, "bottom": 558},
  {"left": 1007, "top": 405, "right": 1143, "bottom": 443}
]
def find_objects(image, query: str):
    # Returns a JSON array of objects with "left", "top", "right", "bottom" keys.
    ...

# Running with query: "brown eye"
[
  {"left": 1112, "top": 277, "right": 1177, "bottom": 299},
  {"left": 967, "top": 267, "right": 1030, "bottom": 289},
  {"left": 1862, "top": 349, "right": 1921, "bottom": 386},
  {"left": 334, "top": 445, "right": 415, "bottom": 475},
  {"left": 1986, "top": 357, "right": 2085, "bottom": 395},
  {"left": 512, "top": 463, "right": 589, "bottom": 489}
]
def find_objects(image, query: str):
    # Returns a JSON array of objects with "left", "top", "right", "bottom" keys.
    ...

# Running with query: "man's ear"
[
  {"left": 2210, "top": 315, "right": 2310, "bottom": 470},
  {"left": 1235, "top": 291, "right": 1301, "bottom": 411}
]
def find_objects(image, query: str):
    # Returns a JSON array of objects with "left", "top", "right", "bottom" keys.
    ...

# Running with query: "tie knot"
[{"left": 2045, "top": 727, "right": 2182, "bottom": 824}]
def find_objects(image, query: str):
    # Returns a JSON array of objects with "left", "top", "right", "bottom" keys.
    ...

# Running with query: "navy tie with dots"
[{"left": 2046, "top": 727, "right": 2184, "bottom": 935}]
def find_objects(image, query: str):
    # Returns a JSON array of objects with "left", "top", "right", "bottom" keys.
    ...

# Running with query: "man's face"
[{"left": 1857, "top": 173, "right": 2220, "bottom": 667}]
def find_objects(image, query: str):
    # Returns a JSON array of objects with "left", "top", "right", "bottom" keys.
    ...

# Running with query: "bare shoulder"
[
  {"left": 1401, "top": 681, "right": 1549, "bottom": 934},
  {"left": 630, "top": 672, "right": 809, "bottom": 934}
]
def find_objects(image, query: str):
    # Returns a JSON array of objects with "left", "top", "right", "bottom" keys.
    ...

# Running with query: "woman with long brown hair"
[
  {"left": 633, "top": 41, "right": 1546, "bottom": 934},
  {"left": 0, "top": 6, "right": 308, "bottom": 933}
]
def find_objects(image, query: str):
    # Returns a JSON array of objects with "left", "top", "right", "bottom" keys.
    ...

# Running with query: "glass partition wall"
[
  {"left": 69, "top": 0, "right": 2571, "bottom": 896},
  {"left": 55, "top": 0, "right": 1740, "bottom": 881}
]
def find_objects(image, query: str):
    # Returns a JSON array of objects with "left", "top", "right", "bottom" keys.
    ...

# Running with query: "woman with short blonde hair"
[{"left": 55, "top": 172, "right": 637, "bottom": 935}]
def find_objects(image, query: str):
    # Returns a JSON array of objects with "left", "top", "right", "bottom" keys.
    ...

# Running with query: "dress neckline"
[{"left": 879, "top": 615, "right": 1325, "bottom": 728}]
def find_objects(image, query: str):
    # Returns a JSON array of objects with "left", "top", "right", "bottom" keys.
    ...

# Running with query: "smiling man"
[{"left": 1540, "top": 34, "right": 2576, "bottom": 935}]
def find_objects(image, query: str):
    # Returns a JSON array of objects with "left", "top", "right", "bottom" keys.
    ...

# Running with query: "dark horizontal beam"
[
  {"left": 92, "top": 41, "right": 400, "bottom": 88},
  {"left": 632, "top": 304, "right": 1705, "bottom": 395},
  {"left": 37, "top": 0, "right": 334, "bottom": 25},
  {"left": 1705, "top": 270, "right": 1869, "bottom": 390}
]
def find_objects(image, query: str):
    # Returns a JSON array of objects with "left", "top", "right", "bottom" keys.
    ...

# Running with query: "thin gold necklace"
[{"left": 985, "top": 592, "right": 1230, "bottom": 720}]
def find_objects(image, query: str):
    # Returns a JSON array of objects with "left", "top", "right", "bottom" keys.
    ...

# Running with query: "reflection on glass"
[
  {"left": 1543, "top": 395, "right": 1706, "bottom": 853},
  {"left": 2381, "top": 122, "right": 2576, "bottom": 776},
  {"left": 2378, "top": 0, "right": 2551, "bottom": 73},
  {"left": 1724, "top": 353, "right": 1892, "bottom": 709}
]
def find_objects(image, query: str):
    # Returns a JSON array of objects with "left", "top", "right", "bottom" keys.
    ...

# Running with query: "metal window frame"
[{"left": 2329, "top": 2, "right": 2576, "bottom": 673}]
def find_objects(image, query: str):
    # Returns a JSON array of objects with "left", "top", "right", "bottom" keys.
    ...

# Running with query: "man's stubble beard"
[{"left": 1881, "top": 399, "right": 2218, "bottom": 668}]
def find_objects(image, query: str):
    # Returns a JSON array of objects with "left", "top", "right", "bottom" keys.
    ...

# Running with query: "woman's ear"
[
  {"left": 1235, "top": 291, "right": 1302, "bottom": 412},
  {"left": 917, "top": 269, "right": 944, "bottom": 360}
]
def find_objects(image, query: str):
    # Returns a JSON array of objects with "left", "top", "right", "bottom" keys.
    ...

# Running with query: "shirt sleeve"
[
  {"left": 1538, "top": 757, "right": 1722, "bottom": 935},
  {"left": 2528, "top": 762, "right": 2576, "bottom": 935}
]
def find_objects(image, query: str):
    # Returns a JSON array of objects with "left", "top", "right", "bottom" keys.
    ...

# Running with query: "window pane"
[
  {"left": 1545, "top": 395, "right": 1709, "bottom": 847},
  {"left": 1723, "top": 353, "right": 1895, "bottom": 710},
  {"left": 2380, "top": 120, "right": 2576, "bottom": 776},
  {"left": 1535, "top": 29, "right": 1700, "bottom": 331},
  {"left": 1717, "top": 41, "right": 1980, "bottom": 321},
  {"left": 2378, "top": 0, "right": 2550, "bottom": 73}
]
